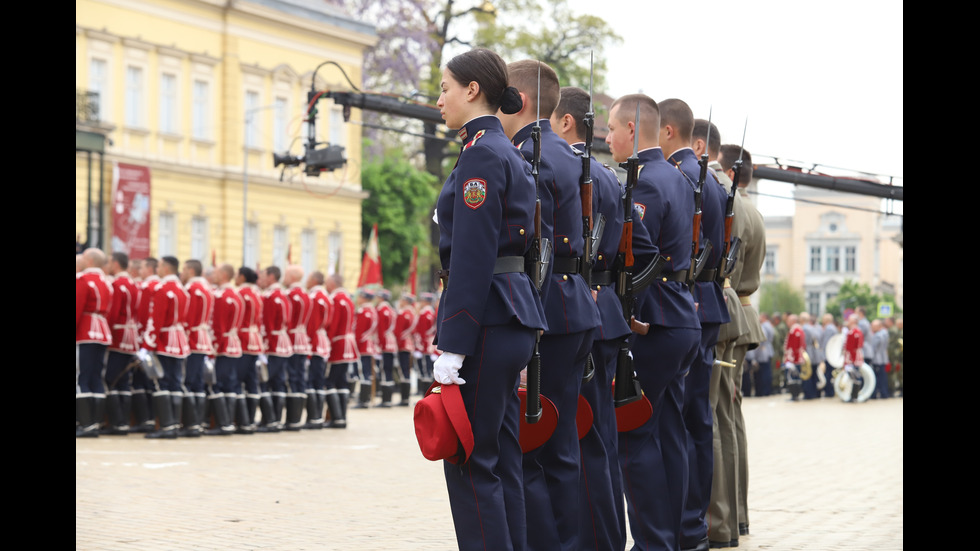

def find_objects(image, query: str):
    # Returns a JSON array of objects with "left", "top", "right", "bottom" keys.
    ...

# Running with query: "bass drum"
[
  {"left": 825, "top": 333, "right": 845, "bottom": 369},
  {"left": 834, "top": 362, "right": 876, "bottom": 403}
]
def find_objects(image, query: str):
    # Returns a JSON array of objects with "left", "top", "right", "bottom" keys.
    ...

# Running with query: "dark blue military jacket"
[
  {"left": 573, "top": 143, "right": 656, "bottom": 342},
  {"left": 435, "top": 115, "right": 548, "bottom": 356},
  {"left": 668, "top": 147, "right": 731, "bottom": 325},
  {"left": 512, "top": 121, "right": 600, "bottom": 335},
  {"left": 631, "top": 148, "right": 700, "bottom": 330}
]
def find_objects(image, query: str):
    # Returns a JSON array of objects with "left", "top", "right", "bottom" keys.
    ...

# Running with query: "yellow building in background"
[{"left": 76, "top": 0, "right": 376, "bottom": 283}]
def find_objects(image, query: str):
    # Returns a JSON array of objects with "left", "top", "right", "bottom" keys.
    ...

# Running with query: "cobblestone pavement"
[{"left": 76, "top": 393, "right": 903, "bottom": 550}]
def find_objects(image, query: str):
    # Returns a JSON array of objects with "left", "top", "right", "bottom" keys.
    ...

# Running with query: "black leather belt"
[
  {"left": 661, "top": 270, "right": 688, "bottom": 283},
  {"left": 552, "top": 256, "right": 582, "bottom": 274},
  {"left": 591, "top": 270, "right": 614, "bottom": 286},
  {"left": 696, "top": 269, "right": 718, "bottom": 282},
  {"left": 436, "top": 256, "right": 525, "bottom": 289}
]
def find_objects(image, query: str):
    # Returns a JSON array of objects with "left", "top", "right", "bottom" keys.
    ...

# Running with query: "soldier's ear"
[{"left": 466, "top": 80, "right": 481, "bottom": 102}]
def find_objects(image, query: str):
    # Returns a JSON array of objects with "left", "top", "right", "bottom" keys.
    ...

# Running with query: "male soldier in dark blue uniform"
[
  {"left": 659, "top": 98, "right": 732, "bottom": 551},
  {"left": 552, "top": 85, "right": 658, "bottom": 551},
  {"left": 606, "top": 94, "right": 702, "bottom": 551},
  {"left": 499, "top": 61, "right": 601, "bottom": 551}
]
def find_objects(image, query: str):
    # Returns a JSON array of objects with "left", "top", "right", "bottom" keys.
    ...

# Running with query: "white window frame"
[
  {"left": 272, "top": 225, "right": 289, "bottom": 268},
  {"left": 88, "top": 56, "right": 109, "bottom": 122},
  {"left": 244, "top": 221, "right": 259, "bottom": 269},
  {"left": 125, "top": 65, "right": 145, "bottom": 128},
  {"left": 158, "top": 212, "right": 176, "bottom": 257},
  {"left": 301, "top": 228, "right": 317, "bottom": 277},
  {"left": 159, "top": 72, "right": 179, "bottom": 134},
  {"left": 327, "top": 231, "right": 342, "bottom": 276},
  {"left": 245, "top": 90, "right": 261, "bottom": 148},
  {"left": 190, "top": 216, "right": 209, "bottom": 261}
]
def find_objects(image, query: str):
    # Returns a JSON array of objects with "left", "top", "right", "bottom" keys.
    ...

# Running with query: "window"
[
  {"left": 808, "top": 292, "right": 821, "bottom": 317},
  {"left": 274, "top": 96, "right": 289, "bottom": 153},
  {"left": 192, "top": 79, "right": 210, "bottom": 140},
  {"left": 845, "top": 246, "right": 857, "bottom": 273},
  {"left": 245, "top": 91, "right": 260, "bottom": 148},
  {"left": 244, "top": 222, "right": 259, "bottom": 269},
  {"left": 191, "top": 216, "right": 209, "bottom": 261},
  {"left": 328, "top": 232, "right": 342, "bottom": 276},
  {"left": 301, "top": 229, "right": 317, "bottom": 276},
  {"left": 826, "top": 246, "right": 840, "bottom": 272},
  {"left": 809, "top": 246, "right": 822, "bottom": 273},
  {"left": 88, "top": 58, "right": 108, "bottom": 121},
  {"left": 125, "top": 66, "right": 144, "bottom": 127},
  {"left": 272, "top": 225, "right": 289, "bottom": 268},
  {"left": 764, "top": 249, "right": 776, "bottom": 275},
  {"left": 160, "top": 73, "right": 178, "bottom": 134},
  {"left": 158, "top": 212, "right": 176, "bottom": 256}
]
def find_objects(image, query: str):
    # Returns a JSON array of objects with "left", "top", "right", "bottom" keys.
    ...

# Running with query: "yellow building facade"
[
  {"left": 759, "top": 184, "right": 903, "bottom": 316},
  {"left": 76, "top": 0, "right": 376, "bottom": 283}
]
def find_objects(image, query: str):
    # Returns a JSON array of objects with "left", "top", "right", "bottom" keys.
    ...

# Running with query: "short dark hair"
[
  {"left": 507, "top": 59, "right": 561, "bottom": 119},
  {"left": 693, "top": 119, "right": 721, "bottom": 158},
  {"left": 111, "top": 251, "right": 129, "bottom": 270},
  {"left": 309, "top": 270, "right": 325, "bottom": 286},
  {"left": 553, "top": 86, "right": 591, "bottom": 142},
  {"left": 238, "top": 266, "right": 258, "bottom": 284},
  {"left": 143, "top": 257, "right": 159, "bottom": 271},
  {"left": 609, "top": 93, "right": 660, "bottom": 137},
  {"left": 718, "top": 144, "right": 753, "bottom": 183},
  {"left": 658, "top": 98, "right": 694, "bottom": 142},
  {"left": 161, "top": 256, "right": 179, "bottom": 272},
  {"left": 265, "top": 266, "right": 281, "bottom": 282},
  {"left": 184, "top": 259, "right": 203, "bottom": 277}
]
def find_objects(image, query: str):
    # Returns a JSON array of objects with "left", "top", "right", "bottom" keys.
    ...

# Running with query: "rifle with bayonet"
[
  {"left": 525, "top": 63, "right": 550, "bottom": 424},
  {"left": 688, "top": 109, "right": 714, "bottom": 287},
  {"left": 579, "top": 52, "right": 599, "bottom": 288},
  {"left": 717, "top": 119, "right": 748, "bottom": 282}
]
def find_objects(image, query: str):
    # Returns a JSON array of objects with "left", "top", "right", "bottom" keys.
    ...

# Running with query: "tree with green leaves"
[
  {"left": 758, "top": 280, "right": 805, "bottom": 317},
  {"left": 825, "top": 280, "right": 901, "bottom": 320},
  {"left": 359, "top": 142, "right": 438, "bottom": 288}
]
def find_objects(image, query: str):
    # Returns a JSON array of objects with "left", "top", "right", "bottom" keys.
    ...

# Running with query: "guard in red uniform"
[
  {"left": 76, "top": 248, "right": 113, "bottom": 437},
  {"left": 414, "top": 293, "right": 437, "bottom": 394},
  {"left": 283, "top": 265, "right": 313, "bottom": 430},
  {"left": 394, "top": 293, "right": 418, "bottom": 405},
  {"left": 325, "top": 274, "right": 358, "bottom": 427},
  {"left": 104, "top": 252, "right": 141, "bottom": 435},
  {"left": 305, "top": 271, "right": 333, "bottom": 428},
  {"left": 132, "top": 257, "right": 161, "bottom": 432},
  {"left": 375, "top": 289, "right": 398, "bottom": 407},
  {"left": 353, "top": 289, "right": 379, "bottom": 408},
  {"left": 181, "top": 259, "right": 215, "bottom": 436},
  {"left": 843, "top": 314, "right": 866, "bottom": 402},
  {"left": 260, "top": 266, "right": 293, "bottom": 431},
  {"left": 141, "top": 256, "right": 191, "bottom": 439},
  {"left": 210, "top": 264, "right": 244, "bottom": 435},
  {"left": 235, "top": 267, "right": 265, "bottom": 431},
  {"left": 782, "top": 314, "right": 806, "bottom": 401}
]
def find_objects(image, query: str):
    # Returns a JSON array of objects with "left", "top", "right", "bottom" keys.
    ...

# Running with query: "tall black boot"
[
  {"left": 304, "top": 392, "right": 323, "bottom": 429},
  {"left": 146, "top": 392, "right": 178, "bottom": 439},
  {"left": 195, "top": 394, "right": 208, "bottom": 432},
  {"left": 205, "top": 394, "right": 235, "bottom": 435},
  {"left": 256, "top": 394, "right": 280, "bottom": 433},
  {"left": 235, "top": 396, "right": 254, "bottom": 434},
  {"left": 398, "top": 382, "right": 412, "bottom": 406},
  {"left": 93, "top": 395, "right": 106, "bottom": 433},
  {"left": 354, "top": 383, "right": 372, "bottom": 409},
  {"left": 326, "top": 392, "right": 347, "bottom": 429},
  {"left": 180, "top": 393, "right": 202, "bottom": 437},
  {"left": 246, "top": 395, "right": 259, "bottom": 428},
  {"left": 380, "top": 385, "right": 394, "bottom": 408},
  {"left": 76, "top": 395, "right": 98, "bottom": 438},
  {"left": 103, "top": 393, "right": 128, "bottom": 435},
  {"left": 131, "top": 392, "right": 153, "bottom": 433},
  {"left": 284, "top": 395, "right": 305, "bottom": 431},
  {"left": 119, "top": 393, "right": 132, "bottom": 432},
  {"left": 272, "top": 394, "right": 285, "bottom": 428}
]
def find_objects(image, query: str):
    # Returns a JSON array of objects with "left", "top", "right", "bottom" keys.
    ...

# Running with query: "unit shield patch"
[
  {"left": 635, "top": 202, "right": 647, "bottom": 220},
  {"left": 463, "top": 178, "right": 487, "bottom": 210}
]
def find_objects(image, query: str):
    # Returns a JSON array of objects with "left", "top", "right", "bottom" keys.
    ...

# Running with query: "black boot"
[
  {"left": 205, "top": 394, "right": 235, "bottom": 435},
  {"left": 380, "top": 384, "right": 394, "bottom": 408},
  {"left": 171, "top": 394, "right": 184, "bottom": 434},
  {"left": 146, "top": 392, "right": 178, "bottom": 439},
  {"left": 235, "top": 396, "right": 254, "bottom": 434},
  {"left": 119, "top": 393, "right": 132, "bottom": 432},
  {"left": 93, "top": 395, "right": 106, "bottom": 434},
  {"left": 195, "top": 394, "right": 208, "bottom": 433},
  {"left": 256, "top": 394, "right": 280, "bottom": 433},
  {"left": 272, "top": 394, "right": 285, "bottom": 428},
  {"left": 103, "top": 393, "right": 129, "bottom": 435},
  {"left": 284, "top": 395, "right": 305, "bottom": 431},
  {"left": 354, "top": 383, "right": 372, "bottom": 409},
  {"left": 131, "top": 392, "right": 154, "bottom": 433},
  {"left": 325, "top": 392, "right": 347, "bottom": 429},
  {"left": 246, "top": 395, "right": 259, "bottom": 429},
  {"left": 304, "top": 392, "right": 324, "bottom": 429},
  {"left": 179, "top": 394, "right": 202, "bottom": 437},
  {"left": 76, "top": 395, "right": 99, "bottom": 438},
  {"left": 398, "top": 382, "right": 412, "bottom": 406}
]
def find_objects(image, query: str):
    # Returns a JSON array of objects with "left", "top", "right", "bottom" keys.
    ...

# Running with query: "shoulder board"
[{"left": 461, "top": 130, "right": 486, "bottom": 152}]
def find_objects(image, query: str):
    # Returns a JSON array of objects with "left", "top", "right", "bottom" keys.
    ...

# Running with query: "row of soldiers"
[{"left": 75, "top": 247, "right": 441, "bottom": 439}]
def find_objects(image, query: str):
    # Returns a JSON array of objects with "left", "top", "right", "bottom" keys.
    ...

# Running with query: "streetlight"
[{"left": 242, "top": 103, "right": 279, "bottom": 265}]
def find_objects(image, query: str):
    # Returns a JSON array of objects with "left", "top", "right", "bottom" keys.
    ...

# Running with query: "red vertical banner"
[
  {"left": 111, "top": 162, "right": 151, "bottom": 259},
  {"left": 408, "top": 245, "right": 418, "bottom": 296},
  {"left": 358, "top": 223, "right": 383, "bottom": 288}
]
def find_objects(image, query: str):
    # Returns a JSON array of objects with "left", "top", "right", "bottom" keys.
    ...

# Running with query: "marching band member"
[
  {"left": 76, "top": 248, "right": 113, "bottom": 437},
  {"left": 305, "top": 270, "right": 333, "bottom": 428},
  {"left": 210, "top": 264, "right": 244, "bottom": 435},
  {"left": 104, "top": 252, "right": 141, "bottom": 435},
  {"left": 181, "top": 259, "right": 215, "bottom": 437}
]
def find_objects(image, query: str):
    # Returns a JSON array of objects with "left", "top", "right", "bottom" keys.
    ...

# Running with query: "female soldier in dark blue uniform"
[{"left": 432, "top": 47, "right": 548, "bottom": 551}]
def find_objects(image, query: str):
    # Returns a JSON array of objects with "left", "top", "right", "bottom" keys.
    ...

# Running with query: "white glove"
[
  {"left": 433, "top": 352, "right": 466, "bottom": 385},
  {"left": 137, "top": 348, "right": 152, "bottom": 363},
  {"left": 783, "top": 361, "right": 795, "bottom": 371},
  {"left": 413, "top": 351, "right": 423, "bottom": 359}
]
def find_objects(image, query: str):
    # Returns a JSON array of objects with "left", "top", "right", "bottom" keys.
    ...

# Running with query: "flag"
[
  {"left": 286, "top": 243, "right": 292, "bottom": 265},
  {"left": 211, "top": 249, "right": 217, "bottom": 268},
  {"left": 408, "top": 246, "right": 418, "bottom": 296},
  {"left": 358, "top": 224, "right": 383, "bottom": 288}
]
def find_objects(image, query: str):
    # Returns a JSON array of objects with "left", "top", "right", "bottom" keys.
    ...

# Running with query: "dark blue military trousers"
[
  {"left": 681, "top": 322, "right": 720, "bottom": 548},
  {"left": 620, "top": 325, "right": 700, "bottom": 551},
  {"left": 444, "top": 322, "right": 535, "bottom": 551}
]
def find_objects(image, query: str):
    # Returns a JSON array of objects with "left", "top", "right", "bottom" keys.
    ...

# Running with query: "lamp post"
[{"left": 242, "top": 103, "right": 279, "bottom": 265}]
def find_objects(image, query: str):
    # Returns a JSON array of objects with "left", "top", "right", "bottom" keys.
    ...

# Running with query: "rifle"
[
  {"left": 614, "top": 102, "right": 647, "bottom": 408},
  {"left": 579, "top": 52, "right": 597, "bottom": 288},
  {"left": 688, "top": 108, "right": 713, "bottom": 286},
  {"left": 717, "top": 119, "right": 748, "bottom": 282},
  {"left": 525, "top": 63, "right": 549, "bottom": 424}
]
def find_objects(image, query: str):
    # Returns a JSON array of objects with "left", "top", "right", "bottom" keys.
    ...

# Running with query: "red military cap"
[
  {"left": 611, "top": 381, "right": 654, "bottom": 433},
  {"left": 414, "top": 382, "right": 474, "bottom": 464},
  {"left": 518, "top": 388, "right": 559, "bottom": 454}
]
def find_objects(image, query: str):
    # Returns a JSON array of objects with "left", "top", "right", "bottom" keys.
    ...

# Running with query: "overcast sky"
[{"left": 564, "top": 0, "right": 904, "bottom": 217}]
